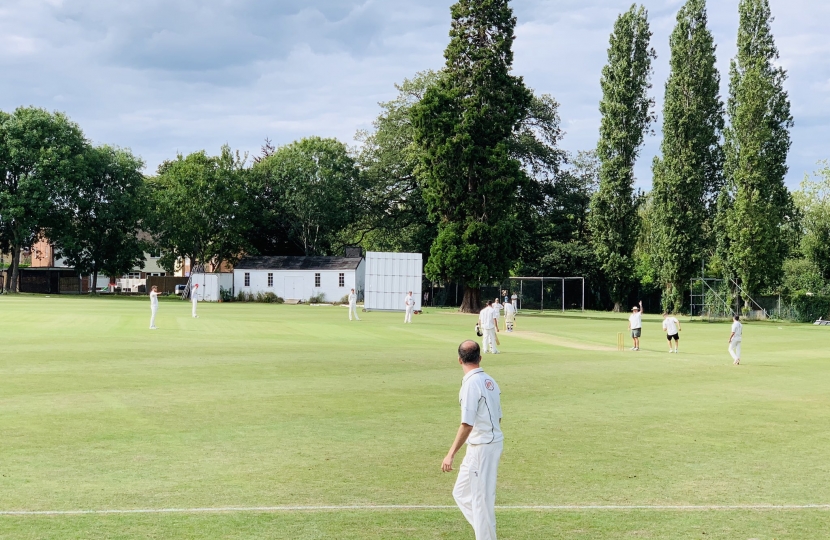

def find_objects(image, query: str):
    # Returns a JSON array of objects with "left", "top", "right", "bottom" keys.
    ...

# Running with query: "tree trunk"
[
  {"left": 92, "top": 269, "right": 99, "bottom": 295},
  {"left": 7, "top": 243, "right": 21, "bottom": 293},
  {"left": 459, "top": 285, "right": 482, "bottom": 314},
  {"left": 612, "top": 302, "right": 622, "bottom": 312}
]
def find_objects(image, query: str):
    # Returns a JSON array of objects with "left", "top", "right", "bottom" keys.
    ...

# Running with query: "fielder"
[
  {"left": 191, "top": 282, "right": 200, "bottom": 318},
  {"left": 728, "top": 315, "right": 742, "bottom": 365},
  {"left": 404, "top": 291, "right": 414, "bottom": 323},
  {"left": 348, "top": 288, "right": 360, "bottom": 321},
  {"left": 149, "top": 285, "right": 159, "bottom": 329},
  {"left": 503, "top": 300, "right": 516, "bottom": 332},
  {"left": 478, "top": 300, "right": 499, "bottom": 354},
  {"left": 662, "top": 312, "right": 681, "bottom": 353},
  {"left": 442, "top": 340, "right": 503, "bottom": 540},
  {"left": 511, "top": 293, "right": 517, "bottom": 311}
]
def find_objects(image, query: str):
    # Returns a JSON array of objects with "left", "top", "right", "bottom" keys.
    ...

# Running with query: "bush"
[
  {"left": 234, "top": 290, "right": 284, "bottom": 303},
  {"left": 790, "top": 292, "right": 830, "bottom": 323},
  {"left": 338, "top": 294, "right": 350, "bottom": 305},
  {"left": 308, "top": 293, "right": 326, "bottom": 304},
  {"left": 220, "top": 287, "right": 234, "bottom": 302}
]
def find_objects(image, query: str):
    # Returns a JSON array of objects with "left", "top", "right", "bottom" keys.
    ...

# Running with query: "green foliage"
[
  {"left": 219, "top": 286, "right": 234, "bottom": 302},
  {"left": 234, "top": 290, "right": 285, "bottom": 303},
  {"left": 781, "top": 258, "right": 829, "bottom": 296},
  {"left": 589, "top": 4, "right": 656, "bottom": 309},
  {"left": 49, "top": 146, "right": 148, "bottom": 284},
  {"left": 251, "top": 137, "right": 361, "bottom": 256},
  {"left": 412, "top": 0, "right": 532, "bottom": 311},
  {"left": 308, "top": 293, "right": 326, "bottom": 304},
  {"left": 148, "top": 146, "right": 252, "bottom": 273},
  {"left": 717, "top": 0, "right": 794, "bottom": 299},
  {"left": 0, "top": 107, "right": 88, "bottom": 291},
  {"left": 789, "top": 292, "right": 830, "bottom": 323},
  {"left": 794, "top": 163, "right": 830, "bottom": 280},
  {"left": 351, "top": 72, "right": 440, "bottom": 257},
  {"left": 650, "top": 0, "right": 724, "bottom": 312}
]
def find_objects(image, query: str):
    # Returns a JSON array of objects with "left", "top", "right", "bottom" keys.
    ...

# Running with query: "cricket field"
[{"left": 1, "top": 295, "right": 830, "bottom": 539}]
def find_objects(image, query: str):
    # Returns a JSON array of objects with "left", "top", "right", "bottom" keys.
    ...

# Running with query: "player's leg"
[
  {"left": 490, "top": 329, "right": 499, "bottom": 354},
  {"left": 150, "top": 307, "right": 157, "bottom": 329},
  {"left": 728, "top": 340, "right": 739, "bottom": 363},
  {"left": 192, "top": 300, "right": 197, "bottom": 318},
  {"left": 452, "top": 448, "right": 475, "bottom": 527},
  {"left": 470, "top": 442, "right": 501, "bottom": 540},
  {"left": 667, "top": 333, "right": 673, "bottom": 353},
  {"left": 673, "top": 335, "right": 679, "bottom": 353},
  {"left": 734, "top": 341, "right": 741, "bottom": 364}
]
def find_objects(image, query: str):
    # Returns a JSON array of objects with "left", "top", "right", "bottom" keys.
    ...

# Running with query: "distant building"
[{"left": 233, "top": 256, "right": 365, "bottom": 302}]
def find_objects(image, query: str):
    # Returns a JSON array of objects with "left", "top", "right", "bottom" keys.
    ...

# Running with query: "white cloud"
[{"left": 0, "top": 0, "right": 827, "bottom": 185}]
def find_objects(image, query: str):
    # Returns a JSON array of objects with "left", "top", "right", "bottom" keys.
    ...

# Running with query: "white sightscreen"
[{"left": 364, "top": 252, "right": 423, "bottom": 311}]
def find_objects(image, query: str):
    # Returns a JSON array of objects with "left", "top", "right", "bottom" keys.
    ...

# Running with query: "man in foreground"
[
  {"left": 662, "top": 312, "right": 681, "bottom": 353},
  {"left": 442, "top": 340, "right": 503, "bottom": 540},
  {"left": 348, "top": 288, "right": 360, "bottom": 321}
]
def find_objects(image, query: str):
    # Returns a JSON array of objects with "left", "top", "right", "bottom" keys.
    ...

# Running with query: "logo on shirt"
[{"left": 485, "top": 379, "right": 495, "bottom": 391}]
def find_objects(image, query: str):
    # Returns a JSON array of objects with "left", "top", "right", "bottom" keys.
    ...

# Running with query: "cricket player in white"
[
  {"left": 628, "top": 301, "right": 643, "bottom": 351},
  {"left": 443, "top": 340, "right": 503, "bottom": 540},
  {"left": 478, "top": 300, "right": 499, "bottom": 354},
  {"left": 348, "top": 288, "right": 360, "bottom": 321},
  {"left": 149, "top": 285, "right": 159, "bottom": 329},
  {"left": 191, "top": 283, "right": 199, "bottom": 318},
  {"left": 404, "top": 291, "right": 414, "bottom": 323},
  {"left": 728, "top": 315, "right": 742, "bottom": 365},
  {"left": 511, "top": 293, "right": 517, "bottom": 311},
  {"left": 503, "top": 301, "right": 516, "bottom": 332},
  {"left": 662, "top": 312, "right": 681, "bottom": 353},
  {"left": 492, "top": 298, "right": 503, "bottom": 327}
]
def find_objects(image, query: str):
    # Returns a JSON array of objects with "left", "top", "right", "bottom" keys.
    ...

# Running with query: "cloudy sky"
[{"left": 0, "top": 0, "right": 827, "bottom": 189}]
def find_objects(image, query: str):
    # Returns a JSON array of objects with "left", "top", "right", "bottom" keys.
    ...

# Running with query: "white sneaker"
[
  {"left": 493, "top": 351, "right": 500, "bottom": 354},
  {"left": 634, "top": 347, "right": 640, "bottom": 351},
  {"left": 631, "top": 347, "right": 637, "bottom": 351},
  {"left": 149, "top": 326, "right": 157, "bottom": 330},
  {"left": 669, "top": 349, "right": 674, "bottom": 353}
]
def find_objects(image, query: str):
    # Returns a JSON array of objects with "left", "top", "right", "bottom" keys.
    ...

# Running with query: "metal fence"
[{"left": 424, "top": 277, "right": 585, "bottom": 311}]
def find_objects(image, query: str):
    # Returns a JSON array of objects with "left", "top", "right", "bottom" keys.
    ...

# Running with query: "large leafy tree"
[
  {"left": 350, "top": 72, "right": 440, "bottom": 256},
  {"left": 650, "top": 0, "right": 724, "bottom": 312},
  {"left": 49, "top": 146, "right": 148, "bottom": 290},
  {"left": 251, "top": 137, "right": 361, "bottom": 256},
  {"left": 794, "top": 162, "right": 830, "bottom": 280},
  {"left": 148, "top": 146, "right": 252, "bottom": 272},
  {"left": 0, "top": 107, "right": 88, "bottom": 292},
  {"left": 717, "top": 0, "right": 793, "bottom": 303},
  {"left": 589, "top": 4, "right": 656, "bottom": 311},
  {"left": 412, "top": 0, "right": 532, "bottom": 313}
]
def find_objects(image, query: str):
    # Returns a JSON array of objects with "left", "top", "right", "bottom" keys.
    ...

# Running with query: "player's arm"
[
  {"left": 728, "top": 331, "right": 735, "bottom": 343},
  {"left": 442, "top": 423, "right": 473, "bottom": 472}
]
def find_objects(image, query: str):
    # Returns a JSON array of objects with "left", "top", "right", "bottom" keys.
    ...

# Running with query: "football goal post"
[{"left": 506, "top": 277, "right": 585, "bottom": 312}]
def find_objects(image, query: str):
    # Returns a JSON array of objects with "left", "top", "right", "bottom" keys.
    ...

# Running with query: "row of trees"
[{"left": 1, "top": 0, "right": 826, "bottom": 314}]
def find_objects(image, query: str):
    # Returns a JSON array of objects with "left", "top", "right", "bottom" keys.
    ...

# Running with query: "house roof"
[{"left": 235, "top": 256, "right": 363, "bottom": 271}]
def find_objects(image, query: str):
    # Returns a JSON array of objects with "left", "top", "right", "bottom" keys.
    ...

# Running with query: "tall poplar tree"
[
  {"left": 651, "top": 0, "right": 724, "bottom": 312},
  {"left": 412, "top": 0, "right": 531, "bottom": 312},
  {"left": 717, "top": 0, "right": 793, "bottom": 303},
  {"left": 589, "top": 4, "right": 655, "bottom": 311}
]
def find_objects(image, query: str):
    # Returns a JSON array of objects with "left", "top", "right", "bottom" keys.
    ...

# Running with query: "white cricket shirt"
[
  {"left": 150, "top": 291, "right": 159, "bottom": 308},
  {"left": 504, "top": 303, "right": 515, "bottom": 316},
  {"left": 662, "top": 317, "right": 679, "bottom": 335},
  {"left": 348, "top": 293, "right": 357, "bottom": 305},
  {"left": 629, "top": 312, "right": 642, "bottom": 329},
  {"left": 479, "top": 306, "right": 496, "bottom": 329},
  {"left": 405, "top": 295, "right": 413, "bottom": 307},
  {"left": 459, "top": 368, "right": 503, "bottom": 445},
  {"left": 493, "top": 301, "right": 502, "bottom": 313},
  {"left": 731, "top": 321, "right": 743, "bottom": 340}
]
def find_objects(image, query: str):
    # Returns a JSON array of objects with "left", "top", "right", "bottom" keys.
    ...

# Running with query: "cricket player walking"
[
  {"left": 404, "top": 291, "right": 414, "bottom": 323},
  {"left": 662, "top": 312, "right": 681, "bottom": 353},
  {"left": 728, "top": 315, "right": 742, "bottom": 365},
  {"left": 149, "top": 285, "right": 159, "bottom": 329},
  {"left": 442, "top": 340, "right": 503, "bottom": 540},
  {"left": 503, "top": 301, "right": 516, "bottom": 332},
  {"left": 348, "top": 288, "right": 360, "bottom": 321},
  {"left": 191, "top": 283, "right": 200, "bottom": 318},
  {"left": 478, "top": 300, "right": 499, "bottom": 354}
]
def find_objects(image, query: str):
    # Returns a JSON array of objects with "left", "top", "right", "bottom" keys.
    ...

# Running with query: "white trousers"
[
  {"left": 192, "top": 299, "right": 198, "bottom": 317},
  {"left": 729, "top": 339, "right": 741, "bottom": 361},
  {"left": 405, "top": 306, "right": 413, "bottom": 323},
  {"left": 453, "top": 441, "right": 503, "bottom": 540},
  {"left": 150, "top": 306, "right": 158, "bottom": 328},
  {"left": 482, "top": 328, "right": 498, "bottom": 353},
  {"left": 349, "top": 303, "right": 360, "bottom": 320}
]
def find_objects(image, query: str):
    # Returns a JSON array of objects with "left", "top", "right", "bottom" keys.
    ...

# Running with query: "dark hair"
[
  {"left": 486, "top": 300, "right": 493, "bottom": 306},
  {"left": 734, "top": 315, "right": 740, "bottom": 321},
  {"left": 458, "top": 340, "right": 481, "bottom": 364}
]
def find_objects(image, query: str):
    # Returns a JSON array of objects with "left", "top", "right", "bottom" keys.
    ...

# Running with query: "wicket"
[{"left": 617, "top": 332, "right": 624, "bottom": 351}]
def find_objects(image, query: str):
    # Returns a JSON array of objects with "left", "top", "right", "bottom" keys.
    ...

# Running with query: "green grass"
[{"left": 1, "top": 295, "right": 830, "bottom": 538}]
